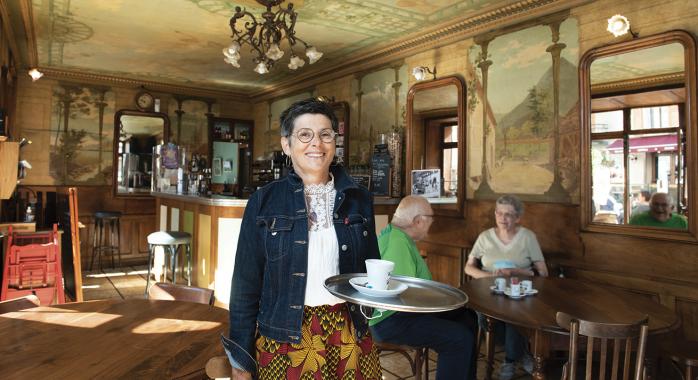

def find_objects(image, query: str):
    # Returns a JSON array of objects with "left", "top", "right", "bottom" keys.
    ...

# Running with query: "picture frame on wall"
[{"left": 411, "top": 169, "right": 441, "bottom": 198}]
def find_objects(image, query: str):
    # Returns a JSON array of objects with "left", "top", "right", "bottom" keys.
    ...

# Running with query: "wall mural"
[
  {"left": 48, "top": 84, "right": 116, "bottom": 185},
  {"left": 169, "top": 99, "right": 213, "bottom": 157},
  {"left": 468, "top": 17, "right": 580, "bottom": 203},
  {"left": 355, "top": 65, "right": 408, "bottom": 165}
]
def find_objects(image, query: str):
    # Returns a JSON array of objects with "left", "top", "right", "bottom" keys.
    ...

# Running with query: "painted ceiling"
[
  {"left": 18, "top": 0, "right": 509, "bottom": 95},
  {"left": 590, "top": 43, "right": 685, "bottom": 85}
]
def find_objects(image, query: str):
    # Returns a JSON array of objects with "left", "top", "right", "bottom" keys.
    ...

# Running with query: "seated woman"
[{"left": 464, "top": 195, "right": 548, "bottom": 380}]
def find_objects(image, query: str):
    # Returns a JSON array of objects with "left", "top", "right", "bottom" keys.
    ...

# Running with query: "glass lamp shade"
[
  {"left": 288, "top": 55, "right": 306, "bottom": 70},
  {"left": 265, "top": 43, "right": 285, "bottom": 61},
  {"left": 305, "top": 46, "right": 323, "bottom": 64},
  {"left": 412, "top": 67, "right": 427, "bottom": 81},
  {"left": 254, "top": 62, "right": 269, "bottom": 74},
  {"left": 607, "top": 15, "right": 630, "bottom": 37},
  {"left": 28, "top": 68, "right": 43, "bottom": 81},
  {"left": 224, "top": 57, "right": 241, "bottom": 68}
]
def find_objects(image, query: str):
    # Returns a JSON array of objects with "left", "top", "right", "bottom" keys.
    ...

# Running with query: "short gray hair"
[
  {"left": 496, "top": 195, "right": 524, "bottom": 217},
  {"left": 650, "top": 192, "right": 674, "bottom": 206}
]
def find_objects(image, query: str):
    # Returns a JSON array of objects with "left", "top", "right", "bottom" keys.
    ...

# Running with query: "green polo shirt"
[
  {"left": 628, "top": 211, "right": 688, "bottom": 229},
  {"left": 369, "top": 224, "right": 432, "bottom": 326}
]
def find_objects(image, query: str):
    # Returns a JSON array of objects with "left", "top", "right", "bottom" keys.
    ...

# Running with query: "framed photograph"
[
  {"left": 213, "top": 157, "right": 222, "bottom": 177},
  {"left": 223, "top": 160, "right": 232, "bottom": 172},
  {"left": 161, "top": 143, "right": 179, "bottom": 169},
  {"left": 411, "top": 169, "right": 441, "bottom": 198}
]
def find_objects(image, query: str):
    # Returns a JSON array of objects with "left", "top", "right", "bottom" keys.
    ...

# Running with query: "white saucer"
[
  {"left": 524, "top": 288, "right": 538, "bottom": 296},
  {"left": 503, "top": 288, "right": 526, "bottom": 299},
  {"left": 349, "top": 277, "right": 408, "bottom": 298},
  {"left": 489, "top": 285, "right": 505, "bottom": 294}
]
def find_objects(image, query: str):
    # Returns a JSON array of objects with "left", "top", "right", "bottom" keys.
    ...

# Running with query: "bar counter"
[{"left": 152, "top": 191, "right": 396, "bottom": 307}]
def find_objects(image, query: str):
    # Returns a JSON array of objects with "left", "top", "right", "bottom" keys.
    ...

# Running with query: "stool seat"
[
  {"left": 147, "top": 231, "right": 192, "bottom": 245},
  {"left": 94, "top": 211, "right": 122, "bottom": 219}
]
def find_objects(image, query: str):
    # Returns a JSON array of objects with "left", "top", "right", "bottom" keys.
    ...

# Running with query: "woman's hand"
[
  {"left": 494, "top": 268, "right": 534, "bottom": 277},
  {"left": 232, "top": 367, "right": 253, "bottom": 380}
]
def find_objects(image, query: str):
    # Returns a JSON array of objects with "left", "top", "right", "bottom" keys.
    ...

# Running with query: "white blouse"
[{"left": 303, "top": 176, "right": 345, "bottom": 306}]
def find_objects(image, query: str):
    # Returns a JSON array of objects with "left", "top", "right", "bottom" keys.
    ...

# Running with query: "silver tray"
[{"left": 324, "top": 273, "right": 468, "bottom": 312}]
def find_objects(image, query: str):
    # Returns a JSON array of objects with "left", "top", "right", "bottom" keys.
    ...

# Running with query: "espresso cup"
[
  {"left": 494, "top": 277, "right": 506, "bottom": 292},
  {"left": 521, "top": 280, "right": 533, "bottom": 293},
  {"left": 365, "top": 259, "right": 394, "bottom": 290},
  {"left": 510, "top": 283, "right": 521, "bottom": 297}
]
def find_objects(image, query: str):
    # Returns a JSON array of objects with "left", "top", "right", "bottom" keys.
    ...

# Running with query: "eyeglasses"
[
  {"left": 290, "top": 128, "right": 337, "bottom": 143},
  {"left": 494, "top": 210, "right": 518, "bottom": 219}
]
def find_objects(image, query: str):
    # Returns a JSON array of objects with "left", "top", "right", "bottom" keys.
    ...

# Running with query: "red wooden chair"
[{"left": 1, "top": 224, "right": 65, "bottom": 305}]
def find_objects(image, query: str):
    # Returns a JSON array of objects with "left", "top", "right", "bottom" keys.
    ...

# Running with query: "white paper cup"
[
  {"left": 495, "top": 277, "right": 506, "bottom": 291},
  {"left": 365, "top": 259, "right": 394, "bottom": 290},
  {"left": 521, "top": 280, "right": 533, "bottom": 293}
]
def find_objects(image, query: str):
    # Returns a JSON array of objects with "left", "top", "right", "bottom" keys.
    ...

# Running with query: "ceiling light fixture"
[
  {"left": 223, "top": 0, "right": 323, "bottom": 75},
  {"left": 412, "top": 66, "right": 436, "bottom": 81},
  {"left": 606, "top": 14, "right": 638, "bottom": 38},
  {"left": 28, "top": 68, "right": 43, "bottom": 81}
]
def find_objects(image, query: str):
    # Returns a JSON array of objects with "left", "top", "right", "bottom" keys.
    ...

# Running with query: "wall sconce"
[
  {"left": 412, "top": 66, "right": 436, "bottom": 81},
  {"left": 606, "top": 14, "right": 638, "bottom": 38},
  {"left": 28, "top": 68, "right": 43, "bottom": 81}
]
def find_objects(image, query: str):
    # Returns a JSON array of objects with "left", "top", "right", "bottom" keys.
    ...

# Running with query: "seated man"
[
  {"left": 369, "top": 195, "right": 477, "bottom": 380},
  {"left": 629, "top": 192, "right": 687, "bottom": 229}
]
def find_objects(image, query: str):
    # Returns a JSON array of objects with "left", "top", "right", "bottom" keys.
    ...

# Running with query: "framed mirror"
[
  {"left": 406, "top": 76, "right": 466, "bottom": 217},
  {"left": 113, "top": 110, "right": 170, "bottom": 198},
  {"left": 580, "top": 30, "right": 697, "bottom": 241}
]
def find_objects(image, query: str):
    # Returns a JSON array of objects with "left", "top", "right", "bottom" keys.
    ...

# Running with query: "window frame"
[{"left": 580, "top": 30, "right": 697, "bottom": 242}]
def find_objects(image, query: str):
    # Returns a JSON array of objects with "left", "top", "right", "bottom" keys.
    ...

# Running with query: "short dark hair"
[{"left": 279, "top": 98, "right": 338, "bottom": 137}]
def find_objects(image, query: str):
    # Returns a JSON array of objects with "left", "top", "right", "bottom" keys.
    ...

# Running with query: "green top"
[
  {"left": 628, "top": 211, "right": 688, "bottom": 229},
  {"left": 369, "top": 224, "right": 432, "bottom": 326}
]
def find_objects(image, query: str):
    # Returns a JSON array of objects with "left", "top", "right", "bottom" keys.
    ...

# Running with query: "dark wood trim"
[
  {"left": 330, "top": 101, "right": 350, "bottom": 166},
  {"left": 406, "top": 75, "right": 466, "bottom": 219},
  {"left": 112, "top": 110, "right": 170, "bottom": 199},
  {"left": 579, "top": 30, "right": 698, "bottom": 243}
]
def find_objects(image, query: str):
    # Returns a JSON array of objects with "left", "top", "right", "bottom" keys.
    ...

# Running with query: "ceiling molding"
[
  {"left": 17, "top": 0, "right": 37, "bottom": 68},
  {"left": 0, "top": 0, "right": 21, "bottom": 67},
  {"left": 250, "top": 0, "right": 592, "bottom": 102},
  {"left": 39, "top": 67, "right": 251, "bottom": 102},
  {"left": 591, "top": 73, "right": 686, "bottom": 95}
]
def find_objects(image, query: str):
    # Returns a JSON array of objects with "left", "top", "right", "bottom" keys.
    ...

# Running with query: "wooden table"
[
  {"left": 0, "top": 298, "right": 228, "bottom": 379},
  {"left": 461, "top": 277, "right": 679, "bottom": 380}
]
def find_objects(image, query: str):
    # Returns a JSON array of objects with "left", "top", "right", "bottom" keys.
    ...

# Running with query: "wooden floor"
[{"left": 81, "top": 266, "right": 537, "bottom": 379}]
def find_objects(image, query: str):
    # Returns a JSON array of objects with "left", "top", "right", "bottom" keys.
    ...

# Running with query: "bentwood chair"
[
  {"left": 0, "top": 294, "right": 40, "bottom": 314},
  {"left": 556, "top": 312, "right": 649, "bottom": 380},
  {"left": 660, "top": 338, "right": 698, "bottom": 380},
  {"left": 147, "top": 282, "right": 214, "bottom": 306},
  {"left": 375, "top": 342, "right": 430, "bottom": 380}
]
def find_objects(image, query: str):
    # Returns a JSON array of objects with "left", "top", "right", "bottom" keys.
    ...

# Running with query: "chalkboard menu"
[
  {"left": 371, "top": 148, "right": 391, "bottom": 196},
  {"left": 350, "top": 174, "right": 371, "bottom": 190}
]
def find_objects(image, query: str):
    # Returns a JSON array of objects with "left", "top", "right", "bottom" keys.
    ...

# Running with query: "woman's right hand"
[{"left": 232, "top": 367, "right": 253, "bottom": 380}]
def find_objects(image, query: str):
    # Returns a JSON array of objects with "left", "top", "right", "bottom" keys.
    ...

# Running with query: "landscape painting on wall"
[
  {"left": 468, "top": 17, "right": 580, "bottom": 203},
  {"left": 48, "top": 84, "right": 116, "bottom": 185}
]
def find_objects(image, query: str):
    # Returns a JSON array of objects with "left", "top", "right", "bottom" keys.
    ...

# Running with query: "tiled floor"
[{"left": 82, "top": 266, "right": 536, "bottom": 379}]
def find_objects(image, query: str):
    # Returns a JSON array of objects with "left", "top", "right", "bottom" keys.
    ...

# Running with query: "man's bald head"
[{"left": 392, "top": 195, "right": 432, "bottom": 226}]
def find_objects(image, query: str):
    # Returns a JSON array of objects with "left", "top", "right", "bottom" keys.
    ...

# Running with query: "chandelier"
[{"left": 222, "top": 0, "right": 323, "bottom": 74}]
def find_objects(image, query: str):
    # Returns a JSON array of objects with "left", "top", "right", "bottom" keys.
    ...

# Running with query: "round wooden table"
[
  {"left": 461, "top": 277, "right": 679, "bottom": 380},
  {"left": 0, "top": 298, "right": 228, "bottom": 379}
]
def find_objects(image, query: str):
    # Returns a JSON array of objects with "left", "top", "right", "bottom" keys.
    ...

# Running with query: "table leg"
[
  {"left": 531, "top": 329, "right": 549, "bottom": 380},
  {"left": 485, "top": 316, "right": 495, "bottom": 380}
]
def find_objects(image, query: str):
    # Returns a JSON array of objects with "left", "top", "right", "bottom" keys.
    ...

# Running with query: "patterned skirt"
[{"left": 256, "top": 303, "right": 382, "bottom": 380}]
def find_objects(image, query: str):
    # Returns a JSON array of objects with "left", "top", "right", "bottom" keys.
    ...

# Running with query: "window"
[{"left": 442, "top": 123, "right": 458, "bottom": 196}]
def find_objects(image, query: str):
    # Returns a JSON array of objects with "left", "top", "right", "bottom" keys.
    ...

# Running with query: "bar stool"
[
  {"left": 90, "top": 211, "right": 122, "bottom": 270},
  {"left": 145, "top": 231, "right": 192, "bottom": 294}
]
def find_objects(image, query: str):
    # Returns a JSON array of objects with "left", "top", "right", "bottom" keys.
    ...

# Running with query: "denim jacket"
[{"left": 221, "top": 165, "right": 380, "bottom": 374}]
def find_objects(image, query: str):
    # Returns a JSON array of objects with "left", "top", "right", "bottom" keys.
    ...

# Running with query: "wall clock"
[{"left": 135, "top": 91, "right": 154, "bottom": 111}]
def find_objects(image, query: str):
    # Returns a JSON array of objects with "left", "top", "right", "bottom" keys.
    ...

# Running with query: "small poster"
[
  {"left": 338, "top": 121, "right": 345, "bottom": 135},
  {"left": 351, "top": 174, "right": 371, "bottom": 190},
  {"left": 161, "top": 143, "right": 179, "bottom": 169},
  {"left": 411, "top": 169, "right": 441, "bottom": 198}
]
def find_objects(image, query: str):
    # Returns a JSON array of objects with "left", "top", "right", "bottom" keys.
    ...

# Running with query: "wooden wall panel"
[
  {"left": 676, "top": 299, "right": 698, "bottom": 341},
  {"left": 417, "top": 241, "right": 466, "bottom": 287}
]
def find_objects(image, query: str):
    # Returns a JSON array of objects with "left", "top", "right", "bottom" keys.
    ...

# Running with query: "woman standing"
[
  {"left": 464, "top": 195, "right": 548, "bottom": 380},
  {"left": 222, "top": 98, "right": 382, "bottom": 380}
]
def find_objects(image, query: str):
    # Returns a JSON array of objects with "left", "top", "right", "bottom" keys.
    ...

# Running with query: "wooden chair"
[
  {"left": 556, "top": 312, "right": 649, "bottom": 380},
  {"left": 0, "top": 294, "right": 40, "bottom": 314},
  {"left": 660, "top": 338, "right": 698, "bottom": 380},
  {"left": 375, "top": 341, "right": 429, "bottom": 380},
  {"left": 147, "top": 282, "right": 214, "bottom": 306}
]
